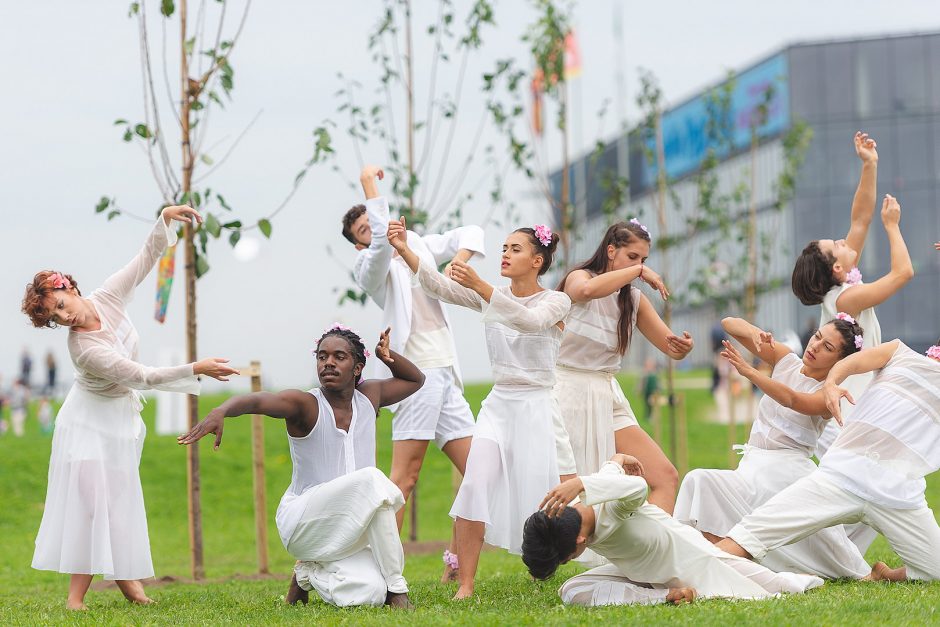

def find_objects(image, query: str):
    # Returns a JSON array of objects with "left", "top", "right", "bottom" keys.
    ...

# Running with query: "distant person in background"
[
  {"left": 10, "top": 379, "right": 30, "bottom": 437},
  {"left": 45, "top": 351, "right": 58, "bottom": 396},
  {"left": 0, "top": 375, "right": 7, "bottom": 435},
  {"left": 710, "top": 321, "right": 727, "bottom": 394},
  {"left": 38, "top": 397, "right": 54, "bottom": 434},
  {"left": 640, "top": 358, "right": 660, "bottom": 422},
  {"left": 20, "top": 347, "right": 33, "bottom": 389}
]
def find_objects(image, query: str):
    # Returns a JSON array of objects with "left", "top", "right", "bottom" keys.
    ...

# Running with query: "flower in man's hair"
[
  {"left": 927, "top": 345, "right": 940, "bottom": 361},
  {"left": 854, "top": 335, "right": 864, "bottom": 350},
  {"left": 49, "top": 272, "right": 72, "bottom": 290},
  {"left": 533, "top": 224, "right": 553, "bottom": 247},
  {"left": 845, "top": 267, "right": 863, "bottom": 285},
  {"left": 835, "top": 312, "right": 856, "bottom": 325}
]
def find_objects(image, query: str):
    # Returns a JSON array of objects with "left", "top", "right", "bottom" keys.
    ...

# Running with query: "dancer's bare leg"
[
  {"left": 615, "top": 425, "right": 679, "bottom": 514},
  {"left": 702, "top": 531, "right": 723, "bottom": 544},
  {"left": 115, "top": 579, "right": 154, "bottom": 605},
  {"left": 67, "top": 574, "right": 93, "bottom": 610},
  {"left": 716, "top": 537, "right": 753, "bottom": 559},
  {"left": 390, "top": 439, "right": 431, "bottom": 530},
  {"left": 865, "top": 562, "right": 908, "bottom": 582},
  {"left": 440, "top": 437, "right": 472, "bottom": 583},
  {"left": 453, "top": 517, "right": 485, "bottom": 600}
]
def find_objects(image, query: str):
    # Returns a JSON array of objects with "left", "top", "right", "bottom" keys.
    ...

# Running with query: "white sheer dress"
[{"left": 31, "top": 218, "right": 200, "bottom": 580}]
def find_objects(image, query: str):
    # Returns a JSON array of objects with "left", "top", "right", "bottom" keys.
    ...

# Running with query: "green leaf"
[
  {"left": 184, "top": 36, "right": 195, "bottom": 56},
  {"left": 208, "top": 91, "right": 224, "bottom": 107},
  {"left": 221, "top": 220, "right": 242, "bottom": 228},
  {"left": 205, "top": 213, "right": 221, "bottom": 238},
  {"left": 190, "top": 99, "right": 204, "bottom": 111},
  {"left": 216, "top": 193, "right": 232, "bottom": 211},
  {"left": 95, "top": 197, "right": 110, "bottom": 213},
  {"left": 134, "top": 124, "right": 152, "bottom": 139},
  {"left": 122, "top": 129, "right": 133, "bottom": 142},
  {"left": 107, "top": 209, "right": 120, "bottom": 221},
  {"left": 228, "top": 230, "right": 241, "bottom": 247},
  {"left": 160, "top": 0, "right": 175, "bottom": 17},
  {"left": 193, "top": 191, "right": 202, "bottom": 207},
  {"left": 113, "top": 118, "right": 128, "bottom": 126},
  {"left": 199, "top": 153, "right": 214, "bottom": 166},
  {"left": 257, "top": 218, "right": 272, "bottom": 238},
  {"left": 128, "top": 2, "right": 139, "bottom": 17},
  {"left": 179, "top": 191, "right": 190, "bottom": 204},
  {"left": 195, "top": 253, "right": 210, "bottom": 278}
]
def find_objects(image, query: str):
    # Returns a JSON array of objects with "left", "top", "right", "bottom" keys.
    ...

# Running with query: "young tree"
[{"left": 96, "top": 0, "right": 330, "bottom": 579}]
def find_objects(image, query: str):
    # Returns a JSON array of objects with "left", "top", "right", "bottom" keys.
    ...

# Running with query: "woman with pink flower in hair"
[
  {"left": 553, "top": 219, "right": 692, "bottom": 513},
  {"left": 20, "top": 205, "right": 239, "bottom": 610},
  {"left": 387, "top": 218, "right": 571, "bottom": 600},
  {"left": 673, "top": 313, "right": 886, "bottom": 580}
]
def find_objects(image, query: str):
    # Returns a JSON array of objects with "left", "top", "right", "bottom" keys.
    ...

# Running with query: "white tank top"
[
  {"left": 557, "top": 285, "right": 640, "bottom": 373},
  {"left": 275, "top": 387, "right": 378, "bottom": 544},
  {"left": 745, "top": 353, "right": 827, "bottom": 456}
]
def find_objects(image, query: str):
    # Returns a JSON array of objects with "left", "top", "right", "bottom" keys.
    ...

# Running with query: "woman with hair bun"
[
  {"left": 387, "top": 218, "right": 571, "bottom": 600},
  {"left": 674, "top": 314, "right": 879, "bottom": 580},
  {"left": 22, "top": 205, "right": 239, "bottom": 610}
]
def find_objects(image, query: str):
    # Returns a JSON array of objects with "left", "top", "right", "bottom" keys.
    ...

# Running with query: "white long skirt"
[
  {"left": 32, "top": 384, "right": 153, "bottom": 580},
  {"left": 553, "top": 366, "right": 638, "bottom": 476},
  {"left": 450, "top": 385, "right": 560, "bottom": 554},
  {"left": 674, "top": 446, "right": 870, "bottom": 579}
]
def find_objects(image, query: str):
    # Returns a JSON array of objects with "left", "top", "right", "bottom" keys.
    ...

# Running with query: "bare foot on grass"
[
  {"left": 452, "top": 585, "right": 473, "bottom": 600},
  {"left": 866, "top": 562, "right": 907, "bottom": 582},
  {"left": 66, "top": 600, "right": 88, "bottom": 611},
  {"left": 666, "top": 587, "right": 696, "bottom": 605}
]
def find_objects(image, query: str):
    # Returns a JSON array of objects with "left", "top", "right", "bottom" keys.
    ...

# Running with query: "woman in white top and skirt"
[
  {"left": 21, "top": 205, "right": 238, "bottom": 610},
  {"left": 388, "top": 219, "right": 571, "bottom": 600},
  {"left": 675, "top": 314, "right": 876, "bottom": 579},
  {"left": 554, "top": 220, "right": 693, "bottom": 512}
]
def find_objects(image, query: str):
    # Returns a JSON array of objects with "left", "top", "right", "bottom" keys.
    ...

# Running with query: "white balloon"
[{"left": 233, "top": 236, "right": 260, "bottom": 262}]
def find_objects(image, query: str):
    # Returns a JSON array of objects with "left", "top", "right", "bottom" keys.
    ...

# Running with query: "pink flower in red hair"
[
  {"left": 533, "top": 224, "right": 553, "bottom": 247},
  {"left": 927, "top": 345, "right": 940, "bottom": 361},
  {"left": 49, "top": 272, "right": 72, "bottom": 290}
]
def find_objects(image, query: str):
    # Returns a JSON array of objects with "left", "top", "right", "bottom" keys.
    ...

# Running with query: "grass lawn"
[{"left": 1, "top": 372, "right": 939, "bottom": 625}]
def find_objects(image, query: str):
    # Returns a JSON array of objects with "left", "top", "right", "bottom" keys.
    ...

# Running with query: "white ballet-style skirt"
[
  {"left": 450, "top": 385, "right": 560, "bottom": 554},
  {"left": 32, "top": 384, "right": 154, "bottom": 580},
  {"left": 674, "top": 445, "right": 870, "bottom": 579}
]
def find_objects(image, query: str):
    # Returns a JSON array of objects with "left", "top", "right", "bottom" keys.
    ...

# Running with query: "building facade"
[{"left": 553, "top": 32, "right": 940, "bottom": 367}]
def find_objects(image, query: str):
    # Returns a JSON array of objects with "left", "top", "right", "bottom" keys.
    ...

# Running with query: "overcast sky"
[{"left": 2, "top": 0, "right": 937, "bottom": 393}]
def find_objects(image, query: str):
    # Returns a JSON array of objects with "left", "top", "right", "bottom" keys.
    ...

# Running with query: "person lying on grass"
[
  {"left": 717, "top": 338, "right": 940, "bottom": 584},
  {"left": 521, "top": 454, "right": 824, "bottom": 607},
  {"left": 179, "top": 326, "right": 424, "bottom": 609}
]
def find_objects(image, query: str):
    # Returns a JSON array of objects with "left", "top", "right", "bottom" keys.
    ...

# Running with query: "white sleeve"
[
  {"left": 421, "top": 225, "right": 487, "bottom": 265},
  {"left": 415, "top": 260, "right": 484, "bottom": 312},
  {"left": 579, "top": 462, "right": 649, "bottom": 517},
  {"left": 352, "top": 196, "right": 394, "bottom": 299},
  {"left": 100, "top": 218, "right": 177, "bottom": 304},
  {"left": 481, "top": 289, "right": 571, "bottom": 333},
  {"left": 75, "top": 343, "right": 201, "bottom": 394}
]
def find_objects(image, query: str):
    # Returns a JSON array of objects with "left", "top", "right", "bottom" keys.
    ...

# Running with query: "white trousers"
[
  {"left": 559, "top": 556, "right": 823, "bottom": 606},
  {"left": 289, "top": 468, "right": 408, "bottom": 607},
  {"left": 729, "top": 472, "right": 940, "bottom": 581}
]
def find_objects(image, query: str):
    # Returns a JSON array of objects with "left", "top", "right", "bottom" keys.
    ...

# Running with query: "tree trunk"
[
  {"left": 180, "top": 0, "right": 204, "bottom": 581},
  {"left": 559, "top": 81, "right": 570, "bottom": 269}
]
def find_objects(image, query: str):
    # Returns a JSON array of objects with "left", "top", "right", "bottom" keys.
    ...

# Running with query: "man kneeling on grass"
[
  {"left": 521, "top": 454, "right": 823, "bottom": 607},
  {"left": 179, "top": 326, "right": 424, "bottom": 609}
]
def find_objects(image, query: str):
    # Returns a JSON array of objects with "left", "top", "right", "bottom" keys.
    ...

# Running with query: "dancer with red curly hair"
[{"left": 22, "top": 205, "right": 238, "bottom": 610}]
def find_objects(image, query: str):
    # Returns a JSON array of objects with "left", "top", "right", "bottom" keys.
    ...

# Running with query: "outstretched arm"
[
  {"left": 837, "top": 195, "right": 913, "bottom": 317},
  {"left": 352, "top": 166, "right": 394, "bottom": 298},
  {"left": 101, "top": 205, "right": 202, "bottom": 303},
  {"left": 635, "top": 294, "right": 694, "bottom": 360},
  {"left": 357, "top": 327, "right": 426, "bottom": 411},
  {"left": 845, "top": 131, "right": 878, "bottom": 262},
  {"left": 177, "top": 389, "right": 314, "bottom": 449},
  {"left": 563, "top": 266, "right": 669, "bottom": 303},
  {"left": 721, "top": 317, "right": 792, "bottom": 367},
  {"left": 823, "top": 340, "right": 899, "bottom": 424},
  {"left": 721, "top": 340, "right": 829, "bottom": 417}
]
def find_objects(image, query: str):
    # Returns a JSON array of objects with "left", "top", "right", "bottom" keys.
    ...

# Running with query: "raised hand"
[
  {"left": 854, "top": 131, "right": 878, "bottom": 163},
  {"left": 360, "top": 165, "right": 384, "bottom": 182},
  {"left": 610, "top": 453, "right": 645, "bottom": 477},
  {"left": 376, "top": 326, "right": 394, "bottom": 364},
  {"left": 823, "top": 382, "right": 854, "bottom": 426},
  {"left": 639, "top": 265, "right": 669, "bottom": 301},
  {"left": 720, "top": 340, "right": 756, "bottom": 378},
  {"left": 539, "top": 477, "right": 584, "bottom": 519},
  {"left": 162, "top": 204, "right": 203, "bottom": 226},
  {"left": 666, "top": 331, "right": 694, "bottom": 358},
  {"left": 933, "top": 241, "right": 939, "bottom": 251},
  {"left": 387, "top": 217, "right": 408, "bottom": 252},
  {"left": 881, "top": 194, "right": 900, "bottom": 227},
  {"left": 194, "top": 357, "right": 240, "bottom": 381},
  {"left": 754, "top": 329, "right": 776, "bottom": 350},
  {"left": 177, "top": 406, "right": 226, "bottom": 449}
]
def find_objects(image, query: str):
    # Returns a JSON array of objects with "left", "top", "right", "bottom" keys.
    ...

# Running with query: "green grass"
[{"left": 1, "top": 372, "right": 939, "bottom": 625}]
